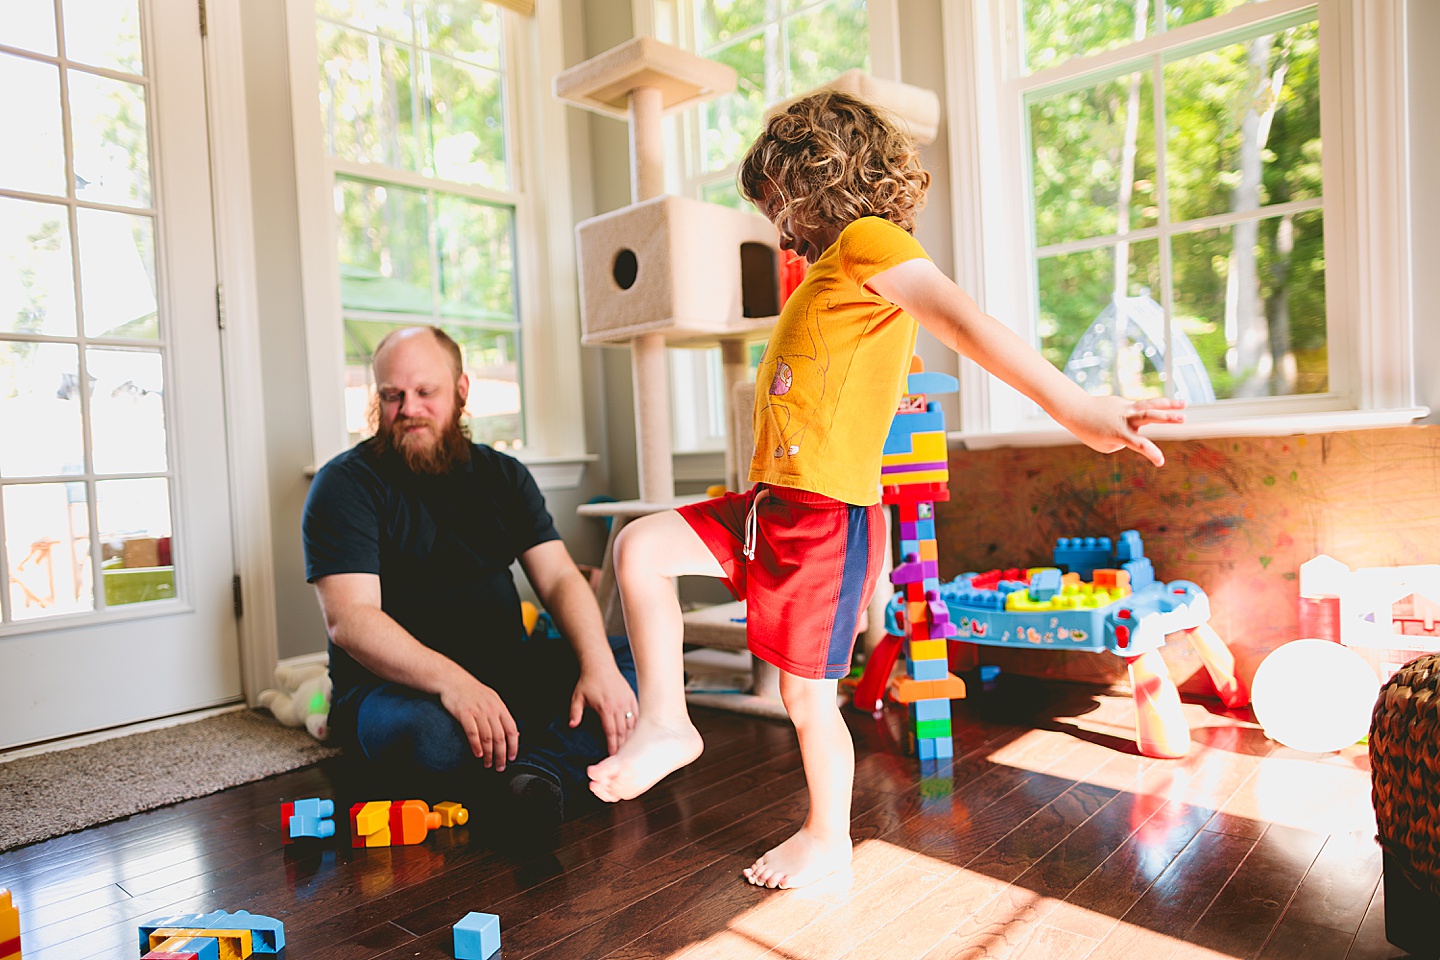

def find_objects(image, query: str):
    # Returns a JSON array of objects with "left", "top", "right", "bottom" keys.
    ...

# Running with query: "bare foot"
[
  {"left": 587, "top": 718, "right": 703, "bottom": 802},
  {"left": 742, "top": 828, "right": 852, "bottom": 889}
]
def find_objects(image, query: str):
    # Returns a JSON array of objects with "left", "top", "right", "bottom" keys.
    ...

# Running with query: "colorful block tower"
[{"left": 853, "top": 357, "right": 967, "bottom": 761}]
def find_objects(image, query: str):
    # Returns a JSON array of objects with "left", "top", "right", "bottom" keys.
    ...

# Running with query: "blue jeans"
[{"left": 344, "top": 634, "right": 636, "bottom": 818}]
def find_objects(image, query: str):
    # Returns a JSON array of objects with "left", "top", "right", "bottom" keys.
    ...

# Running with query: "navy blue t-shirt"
[{"left": 302, "top": 440, "right": 561, "bottom": 730}]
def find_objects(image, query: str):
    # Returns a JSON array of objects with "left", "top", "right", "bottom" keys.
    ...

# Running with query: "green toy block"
[{"left": 915, "top": 718, "right": 951, "bottom": 740}]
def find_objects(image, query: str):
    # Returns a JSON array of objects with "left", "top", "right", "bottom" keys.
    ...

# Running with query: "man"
[{"left": 302, "top": 325, "right": 637, "bottom": 837}]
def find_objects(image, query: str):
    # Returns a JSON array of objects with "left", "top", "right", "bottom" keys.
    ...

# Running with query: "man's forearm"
[
  {"left": 331, "top": 605, "right": 471, "bottom": 694},
  {"left": 539, "top": 569, "right": 618, "bottom": 674}
]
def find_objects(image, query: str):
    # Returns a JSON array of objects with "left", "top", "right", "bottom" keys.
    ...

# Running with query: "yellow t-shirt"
[{"left": 749, "top": 216, "right": 929, "bottom": 506}]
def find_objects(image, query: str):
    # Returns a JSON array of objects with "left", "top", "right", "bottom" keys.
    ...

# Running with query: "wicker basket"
[{"left": 1371, "top": 652, "right": 1440, "bottom": 955}]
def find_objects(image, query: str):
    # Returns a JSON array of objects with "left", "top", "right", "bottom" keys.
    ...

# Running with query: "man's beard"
[{"left": 371, "top": 394, "right": 472, "bottom": 476}]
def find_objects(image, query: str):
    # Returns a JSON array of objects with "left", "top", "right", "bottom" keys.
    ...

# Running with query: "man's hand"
[
  {"left": 569, "top": 664, "right": 639, "bottom": 756},
  {"left": 439, "top": 673, "right": 520, "bottom": 771}
]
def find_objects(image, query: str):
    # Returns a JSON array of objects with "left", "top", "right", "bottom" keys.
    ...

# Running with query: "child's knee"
[{"left": 778, "top": 674, "right": 841, "bottom": 725}]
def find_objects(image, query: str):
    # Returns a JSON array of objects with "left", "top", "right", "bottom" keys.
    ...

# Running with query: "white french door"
[{"left": 0, "top": 0, "right": 239, "bottom": 748}]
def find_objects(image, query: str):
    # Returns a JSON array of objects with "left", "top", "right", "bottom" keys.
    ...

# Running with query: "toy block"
[
  {"left": 1053, "top": 536, "right": 1113, "bottom": 578},
  {"left": 350, "top": 800, "right": 391, "bottom": 847},
  {"left": 434, "top": 801, "right": 469, "bottom": 827},
  {"left": 0, "top": 889, "right": 18, "bottom": 960},
  {"left": 554, "top": 35, "right": 734, "bottom": 118},
  {"left": 891, "top": 674, "right": 967, "bottom": 703},
  {"left": 921, "top": 560, "right": 939, "bottom": 580},
  {"left": 1028, "top": 568, "right": 1062, "bottom": 601},
  {"left": 288, "top": 815, "right": 335, "bottom": 840},
  {"left": 911, "top": 658, "right": 948, "bottom": 681},
  {"left": 918, "top": 539, "right": 938, "bottom": 562},
  {"left": 1092, "top": 569, "right": 1131, "bottom": 592},
  {"left": 574, "top": 195, "right": 780, "bottom": 346},
  {"left": 453, "top": 911, "right": 501, "bottom": 960},
  {"left": 1114, "top": 529, "right": 1144, "bottom": 562},
  {"left": 934, "top": 736, "right": 953, "bottom": 759},
  {"left": 916, "top": 518, "right": 936, "bottom": 540},
  {"left": 910, "top": 639, "right": 945, "bottom": 661},
  {"left": 148, "top": 929, "right": 249, "bottom": 960},
  {"left": 899, "top": 538, "right": 920, "bottom": 558},
  {"left": 908, "top": 600, "right": 927, "bottom": 623},
  {"left": 917, "top": 737, "right": 937, "bottom": 761},
  {"left": 911, "top": 699, "right": 950, "bottom": 721},
  {"left": 144, "top": 936, "right": 221, "bottom": 960},
  {"left": 882, "top": 431, "right": 946, "bottom": 464},
  {"left": 390, "top": 799, "right": 443, "bottom": 845},
  {"left": 140, "top": 911, "right": 282, "bottom": 956},
  {"left": 897, "top": 393, "right": 927, "bottom": 413},
  {"left": 880, "top": 466, "right": 949, "bottom": 485},
  {"left": 899, "top": 521, "right": 918, "bottom": 540},
  {"left": 292, "top": 798, "right": 333, "bottom": 820},
  {"left": 891, "top": 557, "right": 926, "bottom": 585},
  {"left": 883, "top": 410, "right": 947, "bottom": 454},
  {"left": 915, "top": 718, "right": 952, "bottom": 740},
  {"left": 916, "top": 736, "right": 953, "bottom": 761},
  {"left": 917, "top": 503, "right": 934, "bottom": 520},
  {"left": 906, "top": 370, "right": 960, "bottom": 395}
]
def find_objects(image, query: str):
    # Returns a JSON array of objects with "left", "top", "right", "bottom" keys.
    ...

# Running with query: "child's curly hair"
[{"left": 737, "top": 89, "right": 930, "bottom": 236}]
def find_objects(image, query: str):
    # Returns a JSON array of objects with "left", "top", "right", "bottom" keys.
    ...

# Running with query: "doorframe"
[{"left": 198, "top": 0, "right": 279, "bottom": 707}]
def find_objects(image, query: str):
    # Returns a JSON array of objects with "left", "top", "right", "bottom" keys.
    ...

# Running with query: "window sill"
[{"left": 952, "top": 407, "right": 1432, "bottom": 451}]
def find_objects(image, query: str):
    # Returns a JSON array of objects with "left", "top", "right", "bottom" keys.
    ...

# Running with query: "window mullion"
[{"left": 1151, "top": 51, "right": 1175, "bottom": 399}]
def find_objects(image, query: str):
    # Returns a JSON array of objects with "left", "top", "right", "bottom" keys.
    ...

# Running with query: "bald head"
[
  {"left": 369, "top": 326, "right": 472, "bottom": 474},
  {"left": 372, "top": 325, "right": 464, "bottom": 384}
]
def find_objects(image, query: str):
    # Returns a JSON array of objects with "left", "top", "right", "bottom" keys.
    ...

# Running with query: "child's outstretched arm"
[{"left": 867, "top": 258, "right": 1186, "bottom": 467}]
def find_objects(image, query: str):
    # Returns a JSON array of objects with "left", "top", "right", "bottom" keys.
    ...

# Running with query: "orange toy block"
[
  {"left": 150, "top": 928, "right": 251, "bottom": 960},
  {"left": 890, "top": 674, "right": 967, "bottom": 703},
  {"left": 434, "top": 801, "right": 469, "bottom": 827},
  {"left": 1, "top": 888, "right": 20, "bottom": 960},
  {"left": 389, "top": 800, "right": 442, "bottom": 845}
]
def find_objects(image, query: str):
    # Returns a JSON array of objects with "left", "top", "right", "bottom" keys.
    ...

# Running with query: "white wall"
[{"left": 1409, "top": 0, "right": 1439, "bottom": 423}]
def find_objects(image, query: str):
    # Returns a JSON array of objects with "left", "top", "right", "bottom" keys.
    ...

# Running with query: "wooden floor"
[{"left": 0, "top": 676, "right": 1414, "bottom": 960}]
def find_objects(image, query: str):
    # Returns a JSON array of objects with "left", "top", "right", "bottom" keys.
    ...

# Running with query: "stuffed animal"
[{"left": 258, "top": 661, "right": 332, "bottom": 741}]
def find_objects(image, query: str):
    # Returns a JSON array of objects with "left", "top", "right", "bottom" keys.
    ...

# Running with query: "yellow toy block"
[
  {"left": 1, "top": 888, "right": 19, "bottom": 960},
  {"left": 434, "top": 801, "right": 469, "bottom": 827},
  {"left": 909, "top": 639, "right": 947, "bottom": 661},
  {"left": 886, "top": 468, "right": 949, "bottom": 485},
  {"left": 151, "top": 928, "right": 251, "bottom": 959},
  {"left": 364, "top": 826, "right": 392, "bottom": 847},
  {"left": 881, "top": 431, "right": 947, "bottom": 466}
]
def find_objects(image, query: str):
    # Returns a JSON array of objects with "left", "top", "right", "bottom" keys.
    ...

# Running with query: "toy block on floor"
[
  {"left": 453, "top": 911, "right": 501, "bottom": 960},
  {"left": 142, "top": 935, "right": 221, "bottom": 960},
  {"left": 1, "top": 889, "right": 20, "bottom": 960},
  {"left": 282, "top": 797, "right": 335, "bottom": 843},
  {"left": 139, "top": 910, "right": 283, "bottom": 957},
  {"left": 434, "top": 801, "right": 469, "bottom": 828}
]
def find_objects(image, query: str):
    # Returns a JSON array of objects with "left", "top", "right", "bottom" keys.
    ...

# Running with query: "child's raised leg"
[
  {"left": 744, "top": 672, "right": 854, "bottom": 888},
  {"left": 588, "top": 510, "right": 725, "bottom": 802}
]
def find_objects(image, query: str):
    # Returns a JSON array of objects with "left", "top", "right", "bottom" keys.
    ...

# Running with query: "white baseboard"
[{"left": 0, "top": 703, "right": 247, "bottom": 764}]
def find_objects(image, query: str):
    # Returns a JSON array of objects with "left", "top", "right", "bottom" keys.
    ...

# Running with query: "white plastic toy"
[{"left": 258, "top": 661, "right": 331, "bottom": 741}]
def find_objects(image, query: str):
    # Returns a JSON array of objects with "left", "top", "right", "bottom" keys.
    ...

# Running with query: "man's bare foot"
[
  {"left": 742, "top": 828, "right": 852, "bottom": 889},
  {"left": 587, "top": 717, "right": 703, "bottom": 802}
]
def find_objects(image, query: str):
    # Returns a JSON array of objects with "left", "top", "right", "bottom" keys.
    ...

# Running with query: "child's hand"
[{"left": 1065, "top": 396, "right": 1186, "bottom": 467}]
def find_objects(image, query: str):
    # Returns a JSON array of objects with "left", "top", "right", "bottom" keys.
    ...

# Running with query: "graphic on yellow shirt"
[{"left": 757, "top": 294, "right": 831, "bottom": 460}]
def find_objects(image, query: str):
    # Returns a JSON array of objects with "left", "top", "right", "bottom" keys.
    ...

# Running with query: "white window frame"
[
  {"left": 285, "top": 0, "right": 588, "bottom": 482},
  {"left": 943, "top": 0, "right": 1425, "bottom": 448},
  {"left": 638, "top": 0, "right": 902, "bottom": 458}
]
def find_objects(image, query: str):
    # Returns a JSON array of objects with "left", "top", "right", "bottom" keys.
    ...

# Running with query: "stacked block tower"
[{"left": 853, "top": 357, "right": 967, "bottom": 761}]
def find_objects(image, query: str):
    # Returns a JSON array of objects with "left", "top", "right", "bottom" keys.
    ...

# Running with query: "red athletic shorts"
[{"left": 677, "top": 484, "right": 886, "bottom": 680}]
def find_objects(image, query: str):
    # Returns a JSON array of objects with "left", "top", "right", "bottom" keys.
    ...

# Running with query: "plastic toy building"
[
  {"left": 1, "top": 889, "right": 19, "bottom": 960},
  {"left": 137, "top": 910, "right": 284, "bottom": 958},
  {"left": 349, "top": 799, "right": 467, "bottom": 847},
  {"left": 851, "top": 358, "right": 966, "bottom": 764},
  {"left": 281, "top": 797, "right": 335, "bottom": 844},
  {"left": 863, "top": 530, "right": 1249, "bottom": 758},
  {"left": 453, "top": 911, "right": 500, "bottom": 960}
]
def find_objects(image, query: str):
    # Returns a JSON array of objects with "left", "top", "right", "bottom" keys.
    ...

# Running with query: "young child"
[{"left": 587, "top": 90, "right": 1186, "bottom": 889}]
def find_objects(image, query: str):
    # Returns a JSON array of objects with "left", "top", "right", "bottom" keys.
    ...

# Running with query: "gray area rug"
[{"left": 0, "top": 709, "right": 340, "bottom": 852}]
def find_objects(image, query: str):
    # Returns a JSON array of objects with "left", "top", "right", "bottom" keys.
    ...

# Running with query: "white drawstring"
[{"left": 743, "top": 488, "right": 770, "bottom": 561}]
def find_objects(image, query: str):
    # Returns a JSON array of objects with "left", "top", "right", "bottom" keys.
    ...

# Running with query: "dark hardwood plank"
[
  {"left": 1281, "top": 830, "right": 1383, "bottom": 937},
  {"left": 1187, "top": 823, "right": 1328, "bottom": 958}
]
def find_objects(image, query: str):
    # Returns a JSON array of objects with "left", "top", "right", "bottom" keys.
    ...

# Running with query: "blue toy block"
[
  {"left": 899, "top": 538, "right": 920, "bottom": 558},
  {"left": 454, "top": 911, "right": 501, "bottom": 960},
  {"left": 978, "top": 665, "right": 1001, "bottom": 682},
  {"left": 289, "top": 815, "right": 336, "bottom": 840},
  {"left": 916, "top": 736, "right": 954, "bottom": 761},
  {"left": 917, "top": 738, "right": 936, "bottom": 761},
  {"left": 911, "top": 658, "right": 948, "bottom": 681},
  {"left": 1122, "top": 557, "right": 1156, "bottom": 590},
  {"left": 911, "top": 699, "right": 949, "bottom": 721},
  {"left": 883, "top": 409, "right": 947, "bottom": 454},
  {"left": 139, "top": 910, "right": 284, "bottom": 954},
  {"left": 934, "top": 736, "right": 953, "bottom": 759},
  {"left": 1053, "top": 536, "right": 1113, "bottom": 578},
  {"left": 906, "top": 371, "right": 960, "bottom": 396},
  {"left": 292, "top": 798, "right": 334, "bottom": 820},
  {"left": 916, "top": 518, "right": 936, "bottom": 540},
  {"left": 1028, "top": 568, "right": 1062, "bottom": 602},
  {"left": 1114, "top": 529, "right": 1144, "bottom": 562}
]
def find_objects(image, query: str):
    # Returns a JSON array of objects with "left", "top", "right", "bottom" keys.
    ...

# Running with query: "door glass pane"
[
  {"left": 1165, "top": 20, "right": 1321, "bottom": 224},
  {"left": 5, "top": 482, "right": 93, "bottom": 619},
  {"left": 1029, "top": 69, "right": 1155, "bottom": 248},
  {"left": 425, "top": 54, "right": 506, "bottom": 188},
  {"left": 336, "top": 178, "right": 431, "bottom": 314},
  {"left": 1023, "top": 0, "right": 1152, "bottom": 74},
  {"left": 0, "top": 341, "right": 84, "bottom": 478},
  {"left": 1, "top": 53, "right": 66, "bottom": 197},
  {"left": 0, "top": 197, "right": 76, "bottom": 337},
  {"left": 435, "top": 194, "right": 513, "bottom": 319},
  {"left": 1170, "top": 210, "right": 1326, "bottom": 400},
  {"left": 69, "top": 69, "right": 152, "bottom": 208},
  {"left": 61, "top": 0, "right": 143, "bottom": 75},
  {"left": 1, "top": 1, "right": 58, "bottom": 56},
  {"left": 78, "top": 207, "right": 158, "bottom": 339},
  {"left": 317, "top": 21, "right": 419, "bottom": 170},
  {"left": 88, "top": 348, "right": 167, "bottom": 475},
  {"left": 96, "top": 477, "right": 173, "bottom": 607}
]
